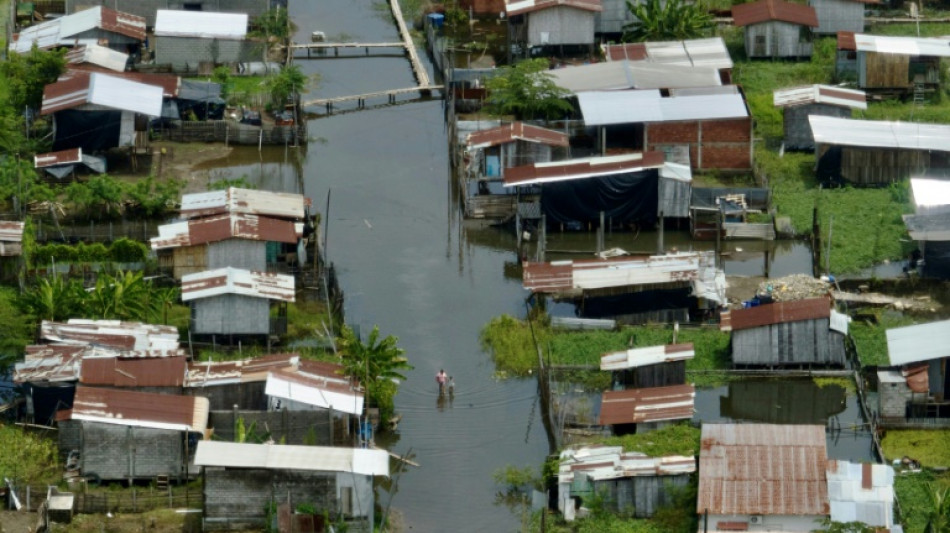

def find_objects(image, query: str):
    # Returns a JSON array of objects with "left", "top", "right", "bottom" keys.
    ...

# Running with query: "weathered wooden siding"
[
  {"left": 171, "top": 246, "right": 207, "bottom": 280},
  {"left": 783, "top": 103, "right": 851, "bottom": 151},
  {"left": 527, "top": 6, "right": 596, "bottom": 47},
  {"left": 731, "top": 318, "right": 847, "bottom": 367},
  {"left": 861, "top": 52, "right": 911, "bottom": 89},
  {"left": 193, "top": 294, "right": 271, "bottom": 335},
  {"left": 617, "top": 361, "right": 686, "bottom": 389},
  {"left": 810, "top": 0, "right": 864, "bottom": 35},
  {"left": 744, "top": 21, "right": 813, "bottom": 59},
  {"left": 819, "top": 145, "right": 930, "bottom": 185},
  {"left": 658, "top": 177, "right": 691, "bottom": 218},
  {"left": 207, "top": 240, "right": 266, "bottom": 271}
]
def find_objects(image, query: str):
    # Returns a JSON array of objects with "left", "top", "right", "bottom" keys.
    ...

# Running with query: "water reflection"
[{"left": 718, "top": 379, "right": 847, "bottom": 424}]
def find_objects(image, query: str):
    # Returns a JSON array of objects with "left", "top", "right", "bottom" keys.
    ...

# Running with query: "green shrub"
[{"left": 110, "top": 238, "right": 148, "bottom": 263}]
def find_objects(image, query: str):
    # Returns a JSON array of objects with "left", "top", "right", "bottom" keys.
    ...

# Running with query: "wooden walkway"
[{"left": 295, "top": 0, "right": 440, "bottom": 113}]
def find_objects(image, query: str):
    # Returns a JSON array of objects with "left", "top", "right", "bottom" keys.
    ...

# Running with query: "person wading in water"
[{"left": 436, "top": 369, "right": 448, "bottom": 397}]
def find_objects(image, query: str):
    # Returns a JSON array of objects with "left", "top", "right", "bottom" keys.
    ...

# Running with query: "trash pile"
[{"left": 756, "top": 274, "right": 832, "bottom": 302}]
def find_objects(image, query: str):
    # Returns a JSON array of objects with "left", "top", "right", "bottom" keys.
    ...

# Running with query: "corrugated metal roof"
[
  {"left": 151, "top": 213, "right": 299, "bottom": 250},
  {"left": 193, "top": 441, "right": 390, "bottom": 477},
  {"left": 0, "top": 221, "right": 25, "bottom": 243},
  {"left": 465, "top": 122, "right": 569, "bottom": 149},
  {"left": 697, "top": 424, "right": 829, "bottom": 516},
  {"left": 904, "top": 212, "right": 950, "bottom": 241},
  {"left": 186, "top": 353, "right": 300, "bottom": 387},
  {"left": 911, "top": 177, "right": 950, "bottom": 215},
  {"left": 265, "top": 369, "right": 363, "bottom": 415},
  {"left": 66, "top": 44, "right": 128, "bottom": 72},
  {"left": 732, "top": 0, "right": 819, "bottom": 27},
  {"left": 62, "top": 386, "right": 208, "bottom": 432},
  {"left": 523, "top": 251, "right": 714, "bottom": 293},
  {"left": 826, "top": 460, "right": 895, "bottom": 528},
  {"left": 599, "top": 384, "right": 695, "bottom": 425},
  {"left": 886, "top": 319, "right": 950, "bottom": 366},
  {"left": 773, "top": 85, "right": 867, "bottom": 110},
  {"left": 838, "top": 31, "right": 857, "bottom": 51},
  {"left": 601, "top": 343, "right": 695, "bottom": 370},
  {"left": 154, "top": 10, "right": 248, "bottom": 39},
  {"left": 506, "top": 0, "right": 603, "bottom": 16},
  {"left": 41, "top": 319, "right": 180, "bottom": 352},
  {"left": 80, "top": 356, "right": 187, "bottom": 387},
  {"left": 848, "top": 33, "right": 950, "bottom": 58},
  {"left": 603, "top": 38, "right": 733, "bottom": 70},
  {"left": 503, "top": 152, "right": 665, "bottom": 187},
  {"left": 41, "top": 71, "right": 163, "bottom": 116},
  {"left": 720, "top": 297, "right": 831, "bottom": 331},
  {"left": 577, "top": 89, "right": 748, "bottom": 127},
  {"left": 14, "top": 348, "right": 85, "bottom": 383},
  {"left": 11, "top": 6, "right": 145, "bottom": 53},
  {"left": 809, "top": 115, "right": 950, "bottom": 152},
  {"left": 180, "top": 268, "right": 295, "bottom": 303},
  {"left": 35, "top": 148, "right": 82, "bottom": 168},
  {"left": 549, "top": 61, "right": 722, "bottom": 93},
  {"left": 179, "top": 188, "right": 306, "bottom": 220},
  {"left": 559, "top": 446, "right": 695, "bottom": 483}
]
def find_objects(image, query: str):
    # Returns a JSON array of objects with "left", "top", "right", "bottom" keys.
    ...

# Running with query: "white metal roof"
[
  {"left": 601, "top": 343, "right": 695, "bottom": 370},
  {"left": 154, "top": 10, "right": 248, "bottom": 39},
  {"left": 854, "top": 33, "right": 950, "bottom": 58},
  {"left": 194, "top": 441, "right": 390, "bottom": 477},
  {"left": 70, "top": 44, "right": 129, "bottom": 72},
  {"left": 903, "top": 212, "right": 950, "bottom": 241},
  {"left": 179, "top": 187, "right": 305, "bottom": 220},
  {"left": 911, "top": 177, "right": 950, "bottom": 215},
  {"left": 826, "top": 460, "right": 895, "bottom": 528},
  {"left": 89, "top": 73, "right": 163, "bottom": 116},
  {"left": 558, "top": 446, "right": 695, "bottom": 483},
  {"left": 549, "top": 61, "right": 722, "bottom": 93},
  {"left": 11, "top": 6, "right": 145, "bottom": 53},
  {"left": 773, "top": 85, "right": 867, "bottom": 110},
  {"left": 181, "top": 268, "right": 295, "bottom": 302},
  {"left": 264, "top": 371, "right": 363, "bottom": 415},
  {"left": 809, "top": 115, "right": 950, "bottom": 152},
  {"left": 577, "top": 89, "right": 748, "bottom": 126},
  {"left": 886, "top": 319, "right": 950, "bottom": 366},
  {"left": 41, "top": 319, "right": 180, "bottom": 351}
]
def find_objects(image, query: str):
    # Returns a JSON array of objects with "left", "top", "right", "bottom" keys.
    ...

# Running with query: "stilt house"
[
  {"left": 878, "top": 319, "right": 950, "bottom": 426},
  {"left": 836, "top": 32, "right": 950, "bottom": 93},
  {"left": 506, "top": 0, "right": 602, "bottom": 56},
  {"left": 732, "top": 0, "right": 819, "bottom": 59},
  {"left": 773, "top": 85, "right": 866, "bottom": 151}
]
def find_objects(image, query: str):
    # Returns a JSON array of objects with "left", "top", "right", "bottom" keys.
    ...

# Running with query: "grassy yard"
[{"left": 850, "top": 310, "right": 921, "bottom": 366}]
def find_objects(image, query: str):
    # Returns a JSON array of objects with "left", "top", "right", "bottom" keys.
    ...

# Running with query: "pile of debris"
[{"left": 757, "top": 274, "right": 832, "bottom": 302}]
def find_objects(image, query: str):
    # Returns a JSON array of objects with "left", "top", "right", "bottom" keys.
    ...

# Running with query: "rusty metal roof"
[
  {"left": 35, "top": 148, "right": 82, "bottom": 168},
  {"left": 41, "top": 71, "right": 164, "bottom": 116},
  {"left": 60, "top": 67, "right": 180, "bottom": 98},
  {"left": 601, "top": 343, "right": 694, "bottom": 371},
  {"left": 773, "top": 85, "right": 867, "bottom": 110},
  {"left": 732, "top": 0, "right": 819, "bottom": 27},
  {"left": 603, "top": 38, "right": 733, "bottom": 70},
  {"left": 506, "top": 0, "right": 602, "bottom": 16},
  {"left": 61, "top": 386, "right": 208, "bottom": 432},
  {"left": 697, "top": 423, "right": 829, "bottom": 516},
  {"left": 179, "top": 188, "right": 306, "bottom": 220},
  {"left": 465, "top": 122, "right": 569, "bottom": 150},
  {"left": 504, "top": 152, "right": 665, "bottom": 187},
  {"left": 151, "top": 213, "right": 298, "bottom": 250},
  {"left": 80, "top": 356, "right": 187, "bottom": 387},
  {"left": 523, "top": 251, "right": 717, "bottom": 293},
  {"left": 559, "top": 446, "right": 695, "bottom": 483},
  {"left": 185, "top": 353, "right": 300, "bottom": 387},
  {"left": 720, "top": 297, "right": 831, "bottom": 332},
  {"left": 41, "top": 319, "right": 180, "bottom": 352},
  {"left": 599, "top": 384, "right": 695, "bottom": 425},
  {"left": 14, "top": 348, "right": 85, "bottom": 383},
  {"left": 265, "top": 369, "right": 363, "bottom": 415},
  {"left": 180, "top": 268, "right": 295, "bottom": 303},
  {"left": 837, "top": 31, "right": 857, "bottom": 51},
  {"left": 297, "top": 359, "right": 347, "bottom": 381}
]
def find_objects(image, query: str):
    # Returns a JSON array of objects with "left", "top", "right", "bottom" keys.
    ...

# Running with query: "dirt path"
[{"left": 148, "top": 142, "right": 235, "bottom": 194}]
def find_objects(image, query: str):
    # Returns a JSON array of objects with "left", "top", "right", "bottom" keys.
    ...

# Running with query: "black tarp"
[
  {"left": 540, "top": 169, "right": 659, "bottom": 226},
  {"left": 53, "top": 110, "right": 121, "bottom": 152},
  {"left": 816, "top": 145, "right": 845, "bottom": 185},
  {"left": 924, "top": 241, "right": 950, "bottom": 279},
  {"left": 578, "top": 288, "right": 693, "bottom": 319}
]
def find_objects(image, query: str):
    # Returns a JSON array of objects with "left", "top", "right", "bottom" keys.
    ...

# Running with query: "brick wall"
[
  {"left": 75, "top": 422, "right": 184, "bottom": 481},
  {"left": 647, "top": 119, "right": 752, "bottom": 171},
  {"left": 203, "top": 467, "right": 335, "bottom": 524},
  {"left": 647, "top": 122, "right": 699, "bottom": 144}
]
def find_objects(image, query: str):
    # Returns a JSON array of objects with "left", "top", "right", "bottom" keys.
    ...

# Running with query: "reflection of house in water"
[
  {"left": 523, "top": 251, "right": 725, "bottom": 324},
  {"left": 878, "top": 319, "right": 950, "bottom": 426},
  {"left": 719, "top": 379, "right": 847, "bottom": 424},
  {"left": 557, "top": 445, "right": 695, "bottom": 522},
  {"left": 903, "top": 177, "right": 950, "bottom": 279},
  {"left": 690, "top": 186, "right": 775, "bottom": 241},
  {"left": 721, "top": 296, "right": 849, "bottom": 368}
]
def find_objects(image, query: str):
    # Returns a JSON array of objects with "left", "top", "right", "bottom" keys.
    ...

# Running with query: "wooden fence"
[
  {"left": 8, "top": 484, "right": 202, "bottom": 514},
  {"left": 34, "top": 218, "right": 161, "bottom": 244},
  {"left": 155, "top": 121, "right": 307, "bottom": 146}
]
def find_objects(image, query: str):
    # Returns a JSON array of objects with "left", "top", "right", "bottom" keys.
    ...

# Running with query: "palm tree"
[
  {"left": 19, "top": 276, "right": 84, "bottom": 321},
  {"left": 622, "top": 0, "right": 713, "bottom": 42},
  {"left": 87, "top": 271, "right": 150, "bottom": 321},
  {"left": 338, "top": 324, "right": 413, "bottom": 424}
]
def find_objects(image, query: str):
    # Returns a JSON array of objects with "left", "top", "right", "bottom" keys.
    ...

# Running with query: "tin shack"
[
  {"left": 181, "top": 267, "right": 295, "bottom": 339},
  {"left": 773, "top": 85, "right": 866, "bottom": 151},
  {"left": 600, "top": 343, "right": 693, "bottom": 388},
  {"left": 153, "top": 10, "right": 260, "bottom": 73},
  {"left": 903, "top": 177, "right": 950, "bottom": 279},
  {"left": 720, "top": 297, "right": 848, "bottom": 368},
  {"left": 10, "top": 6, "right": 145, "bottom": 55},
  {"left": 809, "top": 0, "right": 875, "bottom": 35},
  {"left": 878, "top": 319, "right": 950, "bottom": 426},
  {"left": 599, "top": 384, "right": 696, "bottom": 434},
  {"left": 506, "top": 0, "right": 602, "bottom": 57},
  {"left": 836, "top": 32, "right": 950, "bottom": 93},
  {"left": 732, "top": 0, "right": 819, "bottom": 59}
]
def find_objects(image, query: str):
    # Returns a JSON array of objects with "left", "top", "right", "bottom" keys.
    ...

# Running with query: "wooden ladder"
[{"left": 155, "top": 475, "right": 169, "bottom": 492}]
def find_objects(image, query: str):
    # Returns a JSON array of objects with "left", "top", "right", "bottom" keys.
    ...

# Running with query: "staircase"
[{"left": 913, "top": 78, "right": 926, "bottom": 107}]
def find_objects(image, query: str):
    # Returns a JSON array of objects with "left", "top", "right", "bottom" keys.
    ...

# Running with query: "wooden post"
[{"left": 657, "top": 211, "right": 665, "bottom": 254}]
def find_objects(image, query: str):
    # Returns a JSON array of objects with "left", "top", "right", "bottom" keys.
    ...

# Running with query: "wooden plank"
[
  {"left": 290, "top": 42, "right": 404, "bottom": 49},
  {"left": 389, "top": 0, "right": 431, "bottom": 87},
  {"left": 302, "top": 85, "right": 443, "bottom": 107}
]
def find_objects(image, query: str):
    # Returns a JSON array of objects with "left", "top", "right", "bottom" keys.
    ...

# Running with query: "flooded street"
[{"left": 188, "top": 2, "right": 887, "bottom": 530}]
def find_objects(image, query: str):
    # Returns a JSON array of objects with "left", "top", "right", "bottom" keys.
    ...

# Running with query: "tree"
[
  {"left": 338, "top": 324, "right": 413, "bottom": 423},
  {"left": 65, "top": 174, "right": 126, "bottom": 220},
  {"left": 925, "top": 484, "right": 950, "bottom": 533},
  {"left": 251, "top": 7, "right": 290, "bottom": 40},
  {"left": 265, "top": 65, "right": 310, "bottom": 109},
  {"left": 87, "top": 271, "right": 151, "bottom": 321},
  {"left": 484, "top": 58, "right": 574, "bottom": 121},
  {"left": 0, "top": 44, "right": 66, "bottom": 112},
  {"left": 19, "top": 276, "right": 85, "bottom": 322},
  {"left": 622, "top": 0, "right": 713, "bottom": 42}
]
